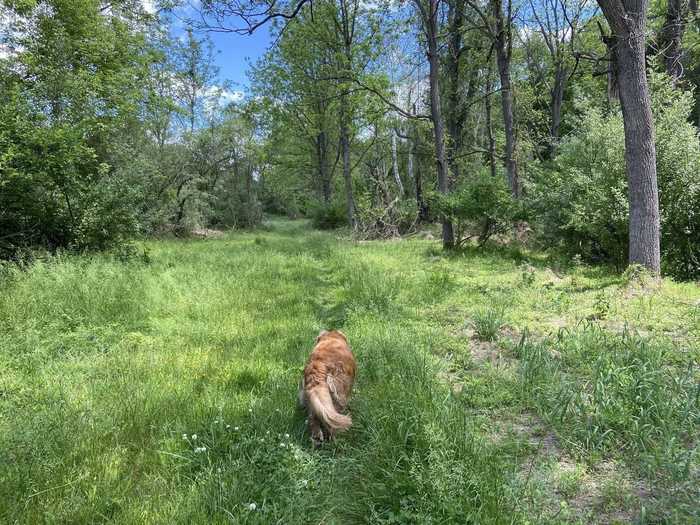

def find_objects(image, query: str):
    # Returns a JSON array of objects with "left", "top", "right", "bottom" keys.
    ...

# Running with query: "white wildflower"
[
  {"left": 301, "top": 480, "right": 309, "bottom": 487},
  {"left": 191, "top": 434, "right": 197, "bottom": 440},
  {"left": 247, "top": 502, "right": 257, "bottom": 511},
  {"left": 234, "top": 426, "right": 239, "bottom": 431},
  {"left": 182, "top": 434, "right": 188, "bottom": 440},
  {"left": 284, "top": 433, "right": 290, "bottom": 439}
]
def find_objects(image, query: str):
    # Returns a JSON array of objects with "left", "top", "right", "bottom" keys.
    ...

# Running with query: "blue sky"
[
  {"left": 208, "top": 30, "right": 272, "bottom": 90},
  {"left": 165, "top": 1, "right": 273, "bottom": 94}
]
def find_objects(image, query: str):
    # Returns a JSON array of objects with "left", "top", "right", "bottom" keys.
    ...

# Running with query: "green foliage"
[
  {"left": 309, "top": 200, "right": 348, "bottom": 230},
  {"left": 431, "top": 171, "right": 521, "bottom": 247},
  {"left": 472, "top": 308, "right": 505, "bottom": 341},
  {"left": 0, "top": 0, "right": 153, "bottom": 255},
  {"left": 529, "top": 73, "right": 700, "bottom": 279},
  {"left": 0, "top": 88, "right": 140, "bottom": 255},
  {"left": 517, "top": 324, "right": 699, "bottom": 514},
  {"left": 0, "top": 3, "right": 265, "bottom": 256},
  {"left": 527, "top": 104, "right": 628, "bottom": 266}
]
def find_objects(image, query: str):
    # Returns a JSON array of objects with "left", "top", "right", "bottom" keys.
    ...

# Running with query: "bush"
[
  {"left": 0, "top": 95, "right": 139, "bottom": 257},
  {"left": 212, "top": 187, "right": 263, "bottom": 229},
  {"left": 309, "top": 200, "right": 348, "bottom": 230},
  {"left": 529, "top": 73, "right": 700, "bottom": 279},
  {"left": 431, "top": 171, "right": 522, "bottom": 247}
]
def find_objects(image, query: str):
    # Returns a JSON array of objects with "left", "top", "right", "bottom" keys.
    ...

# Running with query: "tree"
[
  {"left": 658, "top": 0, "right": 687, "bottom": 85},
  {"left": 445, "top": 0, "right": 467, "bottom": 182},
  {"left": 466, "top": 0, "right": 520, "bottom": 196},
  {"left": 596, "top": 0, "right": 661, "bottom": 272},
  {"left": 525, "top": 0, "right": 594, "bottom": 156},
  {"left": 0, "top": 0, "right": 156, "bottom": 253},
  {"left": 412, "top": 0, "right": 456, "bottom": 248},
  {"left": 334, "top": 0, "right": 361, "bottom": 227}
]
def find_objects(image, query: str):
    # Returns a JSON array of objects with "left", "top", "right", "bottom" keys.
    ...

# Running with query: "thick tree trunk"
[
  {"left": 424, "top": 0, "right": 455, "bottom": 248},
  {"left": 598, "top": 0, "right": 661, "bottom": 273},
  {"left": 660, "top": 0, "right": 686, "bottom": 85},
  {"left": 491, "top": 0, "right": 519, "bottom": 196},
  {"left": 617, "top": 36, "right": 661, "bottom": 272}
]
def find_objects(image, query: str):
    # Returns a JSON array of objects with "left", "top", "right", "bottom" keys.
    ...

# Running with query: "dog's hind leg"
[{"left": 308, "top": 414, "right": 324, "bottom": 447}]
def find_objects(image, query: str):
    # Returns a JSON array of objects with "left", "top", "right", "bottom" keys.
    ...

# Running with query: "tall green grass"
[
  {"left": 515, "top": 324, "right": 700, "bottom": 520},
  {"left": 0, "top": 219, "right": 697, "bottom": 523}
]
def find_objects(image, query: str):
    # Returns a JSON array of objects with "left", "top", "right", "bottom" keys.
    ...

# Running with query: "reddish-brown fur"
[{"left": 299, "top": 330, "right": 356, "bottom": 445}]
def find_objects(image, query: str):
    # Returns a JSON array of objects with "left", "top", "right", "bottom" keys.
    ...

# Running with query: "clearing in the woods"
[{"left": 1, "top": 219, "right": 698, "bottom": 524}]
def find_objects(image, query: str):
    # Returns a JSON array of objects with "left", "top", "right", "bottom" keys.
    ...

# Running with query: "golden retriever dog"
[{"left": 299, "top": 330, "right": 356, "bottom": 445}]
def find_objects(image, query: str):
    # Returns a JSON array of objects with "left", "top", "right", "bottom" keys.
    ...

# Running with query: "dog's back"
[{"left": 300, "top": 330, "right": 356, "bottom": 444}]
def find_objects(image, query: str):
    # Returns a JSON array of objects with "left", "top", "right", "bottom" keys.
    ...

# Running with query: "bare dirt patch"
[
  {"left": 191, "top": 228, "right": 225, "bottom": 238},
  {"left": 490, "top": 412, "right": 652, "bottom": 524}
]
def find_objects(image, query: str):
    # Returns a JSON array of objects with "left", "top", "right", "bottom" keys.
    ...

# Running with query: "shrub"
[
  {"left": 431, "top": 171, "right": 522, "bottom": 247},
  {"left": 0, "top": 97, "right": 140, "bottom": 257},
  {"left": 309, "top": 200, "right": 348, "bottom": 230},
  {"left": 529, "top": 73, "right": 700, "bottom": 279},
  {"left": 212, "top": 188, "right": 263, "bottom": 229}
]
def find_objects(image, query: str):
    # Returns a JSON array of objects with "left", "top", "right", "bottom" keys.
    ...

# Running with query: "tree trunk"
[
  {"left": 340, "top": 107, "right": 356, "bottom": 227},
  {"left": 660, "top": 0, "right": 686, "bottom": 85},
  {"left": 491, "top": 0, "right": 519, "bottom": 196},
  {"left": 549, "top": 63, "right": 566, "bottom": 157},
  {"left": 598, "top": 0, "right": 661, "bottom": 273},
  {"left": 316, "top": 131, "right": 331, "bottom": 204},
  {"left": 407, "top": 136, "right": 414, "bottom": 185},
  {"left": 391, "top": 131, "right": 404, "bottom": 195},
  {"left": 485, "top": 64, "right": 498, "bottom": 178},
  {"left": 412, "top": 132, "right": 429, "bottom": 221},
  {"left": 446, "top": 0, "right": 465, "bottom": 184},
  {"left": 338, "top": 0, "right": 357, "bottom": 228},
  {"left": 422, "top": 0, "right": 455, "bottom": 248}
]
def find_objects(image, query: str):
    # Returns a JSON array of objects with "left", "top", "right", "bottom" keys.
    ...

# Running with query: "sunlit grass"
[{"left": 1, "top": 219, "right": 697, "bottom": 523}]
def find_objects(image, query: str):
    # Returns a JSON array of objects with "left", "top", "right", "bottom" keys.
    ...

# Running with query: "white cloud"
[
  {"left": 203, "top": 86, "right": 244, "bottom": 114},
  {"left": 205, "top": 86, "right": 243, "bottom": 104},
  {"left": 142, "top": 0, "right": 157, "bottom": 15}
]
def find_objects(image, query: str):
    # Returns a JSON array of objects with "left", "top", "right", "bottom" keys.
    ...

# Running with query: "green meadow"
[{"left": 1, "top": 219, "right": 698, "bottom": 524}]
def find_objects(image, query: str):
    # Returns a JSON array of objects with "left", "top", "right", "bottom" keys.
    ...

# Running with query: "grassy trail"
[{"left": 0, "top": 219, "right": 698, "bottom": 523}]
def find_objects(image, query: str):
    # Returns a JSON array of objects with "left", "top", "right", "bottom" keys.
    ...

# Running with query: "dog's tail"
[{"left": 306, "top": 386, "right": 352, "bottom": 432}]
